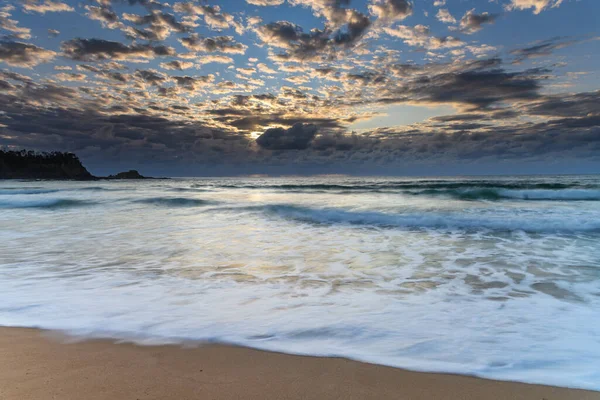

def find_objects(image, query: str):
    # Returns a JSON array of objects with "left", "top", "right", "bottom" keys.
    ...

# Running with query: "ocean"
[{"left": 1, "top": 175, "right": 599, "bottom": 389}]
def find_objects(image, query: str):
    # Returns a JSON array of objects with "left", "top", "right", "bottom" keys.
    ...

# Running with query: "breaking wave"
[
  {"left": 2, "top": 175, "right": 600, "bottom": 391},
  {"left": 240, "top": 204, "right": 600, "bottom": 233},
  {"left": 132, "top": 197, "right": 215, "bottom": 207},
  {"left": 0, "top": 198, "right": 95, "bottom": 209},
  {"left": 198, "top": 181, "right": 596, "bottom": 192},
  {"left": 410, "top": 188, "right": 600, "bottom": 201},
  {"left": 0, "top": 188, "right": 59, "bottom": 195}
]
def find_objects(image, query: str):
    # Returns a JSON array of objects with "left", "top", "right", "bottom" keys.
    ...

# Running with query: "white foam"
[
  {"left": 1, "top": 177, "right": 600, "bottom": 390},
  {"left": 497, "top": 188, "right": 600, "bottom": 200}
]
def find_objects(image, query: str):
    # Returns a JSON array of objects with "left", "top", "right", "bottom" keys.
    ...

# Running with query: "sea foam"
[{"left": 1, "top": 176, "right": 600, "bottom": 390}]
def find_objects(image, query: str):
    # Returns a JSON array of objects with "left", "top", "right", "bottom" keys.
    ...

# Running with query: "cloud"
[
  {"left": 0, "top": 0, "right": 597, "bottom": 172},
  {"left": 172, "top": 3, "right": 238, "bottom": 31},
  {"left": 522, "top": 90, "right": 600, "bottom": 118},
  {"left": 459, "top": 9, "right": 499, "bottom": 34},
  {"left": 160, "top": 60, "right": 194, "bottom": 70},
  {"left": 506, "top": 0, "right": 563, "bottom": 14},
  {"left": 257, "top": 63, "right": 277, "bottom": 74},
  {"left": 194, "top": 54, "right": 234, "bottom": 65},
  {"left": 172, "top": 75, "right": 215, "bottom": 91},
  {"left": 179, "top": 35, "right": 247, "bottom": 54},
  {"left": 135, "top": 69, "right": 168, "bottom": 86},
  {"left": 0, "top": 87, "right": 248, "bottom": 167},
  {"left": 255, "top": 16, "right": 370, "bottom": 62},
  {"left": 510, "top": 37, "right": 577, "bottom": 62},
  {"left": 369, "top": 0, "right": 413, "bottom": 23},
  {"left": 379, "top": 60, "right": 547, "bottom": 109},
  {"left": 61, "top": 38, "right": 175, "bottom": 61},
  {"left": 257, "top": 1, "right": 372, "bottom": 62},
  {"left": 288, "top": 0, "right": 355, "bottom": 27},
  {"left": 247, "top": 0, "right": 285, "bottom": 5},
  {"left": 1, "top": 63, "right": 598, "bottom": 172},
  {"left": 383, "top": 25, "right": 464, "bottom": 50},
  {"left": 85, "top": 6, "right": 121, "bottom": 29},
  {"left": 54, "top": 72, "right": 88, "bottom": 82},
  {"left": 436, "top": 8, "right": 456, "bottom": 24},
  {"left": 22, "top": 0, "right": 74, "bottom": 14},
  {"left": 256, "top": 123, "right": 319, "bottom": 150},
  {"left": 122, "top": 11, "right": 191, "bottom": 40},
  {"left": 237, "top": 67, "right": 256, "bottom": 76},
  {"left": 93, "top": 0, "right": 164, "bottom": 9},
  {"left": 0, "top": 40, "right": 56, "bottom": 67},
  {"left": 0, "top": 5, "right": 32, "bottom": 39}
]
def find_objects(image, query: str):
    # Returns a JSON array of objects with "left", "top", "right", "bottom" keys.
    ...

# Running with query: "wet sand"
[{"left": 0, "top": 327, "right": 598, "bottom": 400}]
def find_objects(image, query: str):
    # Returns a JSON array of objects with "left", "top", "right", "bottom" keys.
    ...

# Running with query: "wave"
[
  {"left": 233, "top": 204, "right": 600, "bottom": 233},
  {"left": 185, "top": 182, "right": 600, "bottom": 201},
  {"left": 0, "top": 186, "right": 127, "bottom": 195},
  {"left": 0, "top": 188, "right": 60, "bottom": 195},
  {"left": 186, "top": 181, "right": 600, "bottom": 201},
  {"left": 203, "top": 181, "right": 600, "bottom": 190},
  {"left": 168, "top": 187, "right": 213, "bottom": 193},
  {"left": 132, "top": 197, "right": 215, "bottom": 207},
  {"left": 0, "top": 198, "right": 95, "bottom": 209},
  {"left": 75, "top": 186, "right": 128, "bottom": 192},
  {"left": 411, "top": 188, "right": 600, "bottom": 201}
]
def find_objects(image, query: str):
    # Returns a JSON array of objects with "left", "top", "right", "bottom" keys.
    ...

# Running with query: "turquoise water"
[{"left": 1, "top": 175, "right": 600, "bottom": 389}]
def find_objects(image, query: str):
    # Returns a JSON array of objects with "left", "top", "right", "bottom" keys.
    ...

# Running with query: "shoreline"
[{"left": 1, "top": 327, "right": 598, "bottom": 400}]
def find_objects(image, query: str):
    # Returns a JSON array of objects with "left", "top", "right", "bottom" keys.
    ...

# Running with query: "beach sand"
[{"left": 0, "top": 327, "right": 598, "bottom": 400}]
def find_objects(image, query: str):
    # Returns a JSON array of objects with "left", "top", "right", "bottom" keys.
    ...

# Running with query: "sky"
[{"left": 0, "top": 0, "right": 599, "bottom": 176}]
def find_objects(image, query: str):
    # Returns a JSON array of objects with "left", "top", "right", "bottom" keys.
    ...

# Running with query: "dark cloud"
[
  {"left": 95, "top": 0, "right": 164, "bottom": 10},
  {"left": 0, "top": 85, "right": 249, "bottom": 167},
  {"left": 179, "top": 35, "right": 247, "bottom": 54},
  {"left": 1, "top": 0, "right": 598, "bottom": 173},
  {"left": 122, "top": 11, "right": 191, "bottom": 40},
  {"left": 135, "top": 69, "right": 168, "bottom": 86},
  {"left": 160, "top": 60, "right": 194, "bottom": 70},
  {"left": 252, "top": 0, "right": 372, "bottom": 61},
  {"left": 246, "top": 0, "right": 285, "bottom": 5},
  {"left": 85, "top": 5, "right": 120, "bottom": 29},
  {"left": 431, "top": 113, "right": 489, "bottom": 123},
  {"left": 255, "top": 15, "right": 370, "bottom": 61},
  {"left": 76, "top": 63, "right": 130, "bottom": 83},
  {"left": 61, "top": 38, "right": 175, "bottom": 61},
  {"left": 370, "top": 0, "right": 413, "bottom": 22},
  {"left": 459, "top": 9, "right": 499, "bottom": 34},
  {"left": 172, "top": 3, "right": 237, "bottom": 31},
  {"left": 402, "top": 68, "right": 545, "bottom": 108},
  {"left": 361, "top": 58, "right": 548, "bottom": 110},
  {"left": 54, "top": 72, "right": 87, "bottom": 81},
  {"left": 0, "top": 40, "right": 56, "bottom": 67},
  {"left": 510, "top": 37, "right": 578, "bottom": 62},
  {"left": 256, "top": 123, "right": 318, "bottom": 150},
  {"left": 524, "top": 91, "right": 600, "bottom": 117},
  {"left": 173, "top": 75, "right": 214, "bottom": 91},
  {"left": 333, "top": 11, "right": 371, "bottom": 46},
  {"left": 1, "top": 72, "right": 599, "bottom": 172}
]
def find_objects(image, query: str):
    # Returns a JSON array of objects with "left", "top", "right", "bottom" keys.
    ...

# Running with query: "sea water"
[{"left": 1, "top": 175, "right": 599, "bottom": 389}]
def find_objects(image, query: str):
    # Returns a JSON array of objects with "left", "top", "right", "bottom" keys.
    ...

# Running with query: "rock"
[
  {"left": 0, "top": 149, "right": 160, "bottom": 180},
  {"left": 0, "top": 149, "right": 95, "bottom": 180},
  {"left": 106, "top": 170, "right": 147, "bottom": 179}
]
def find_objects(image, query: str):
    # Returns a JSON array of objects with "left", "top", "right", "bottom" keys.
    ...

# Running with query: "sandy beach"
[{"left": 0, "top": 327, "right": 597, "bottom": 400}]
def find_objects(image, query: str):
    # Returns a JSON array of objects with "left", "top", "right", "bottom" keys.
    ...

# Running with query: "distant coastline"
[{"left": 0, "top": 149, "right": 155, "bottom": 180}]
